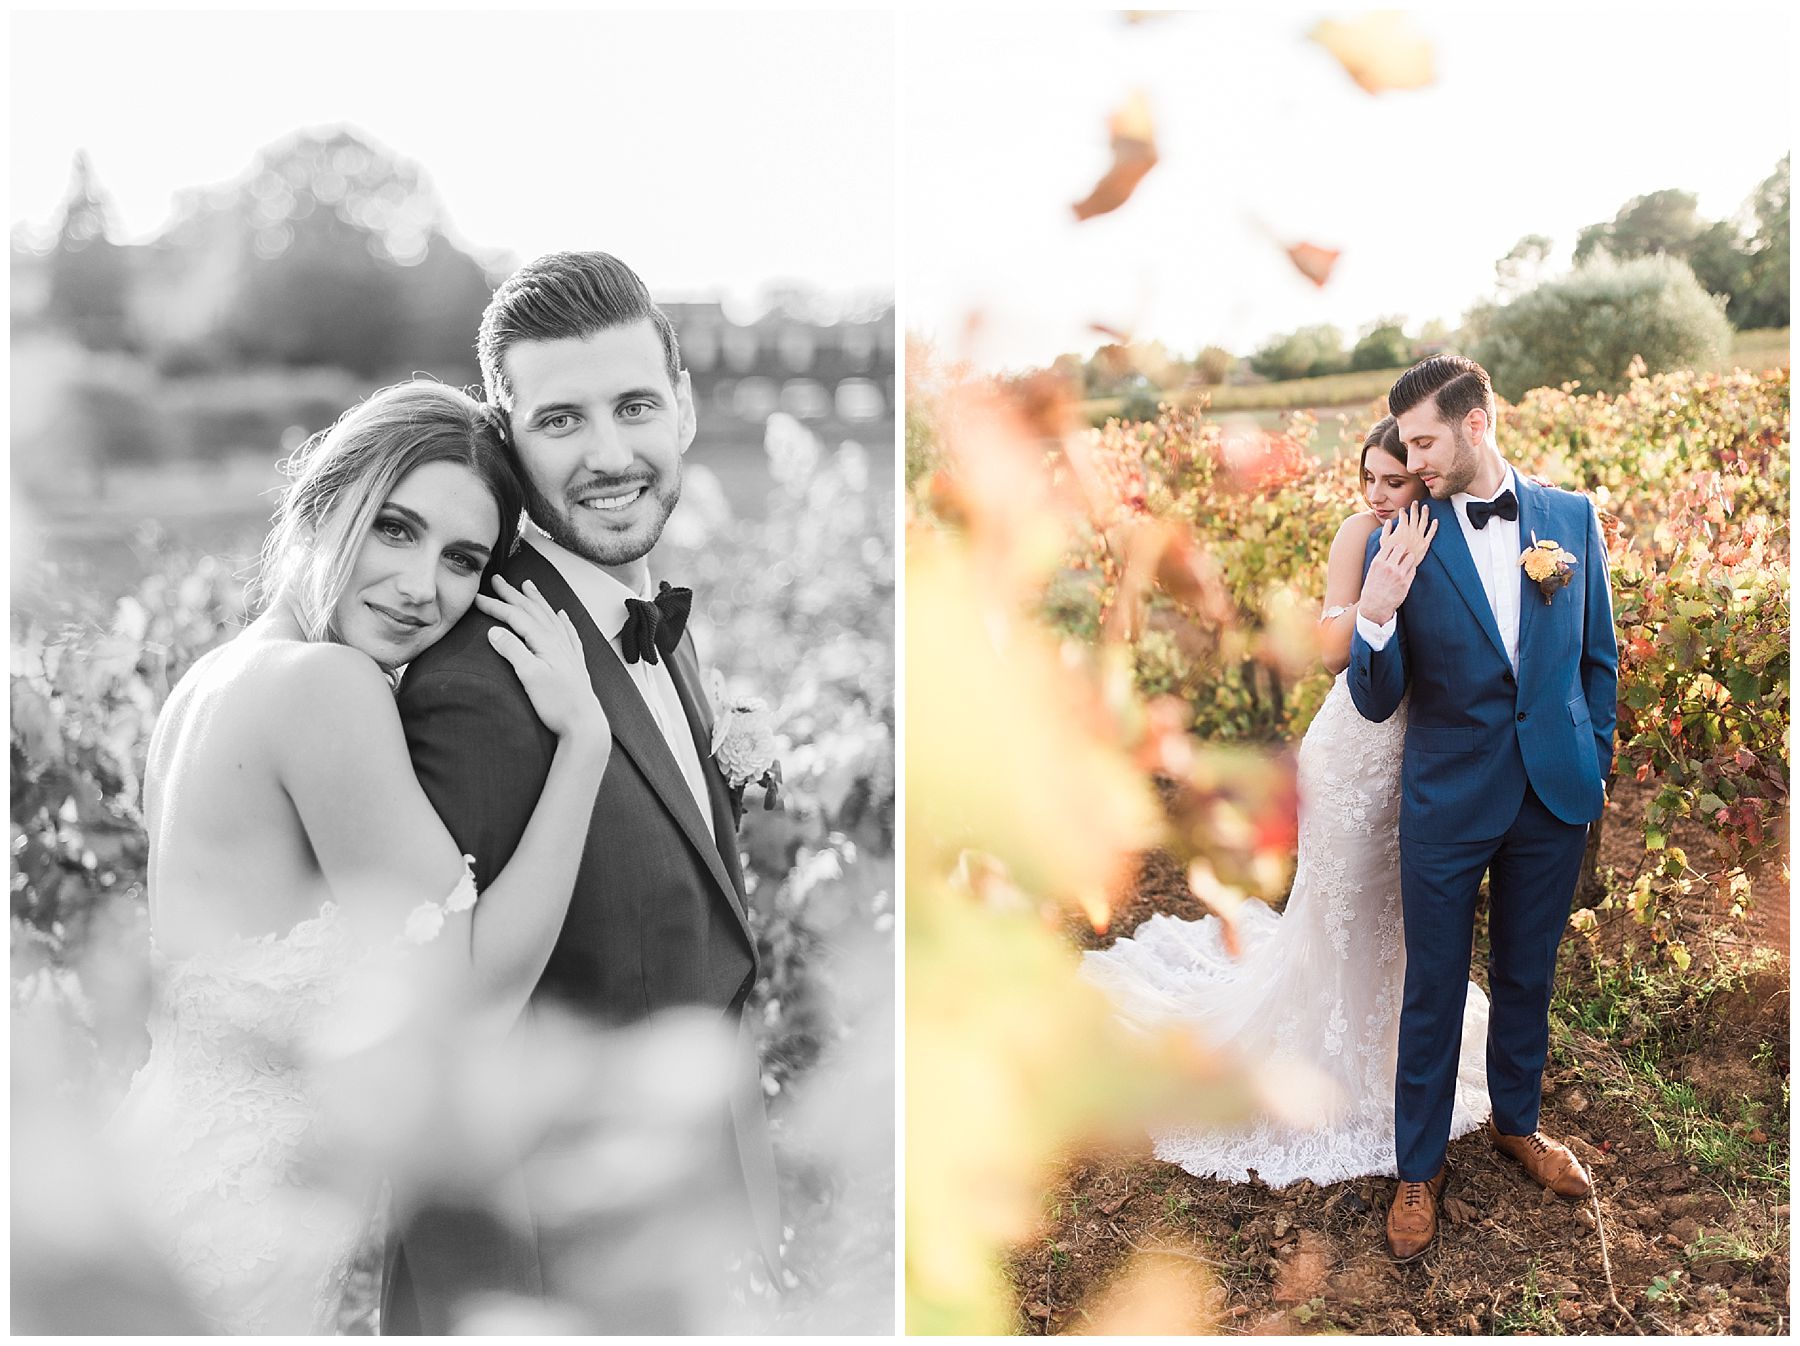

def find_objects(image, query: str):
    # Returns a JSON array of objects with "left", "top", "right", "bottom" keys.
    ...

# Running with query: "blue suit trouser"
[{"left": 1395, "top": 784, "right": 1589, "bottom": 1180}]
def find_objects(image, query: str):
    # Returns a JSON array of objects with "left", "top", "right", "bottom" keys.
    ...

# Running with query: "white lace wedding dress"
[
  {"left": 107, "top": 868, "right": 476, "bottom": 1334},
  {"left": 1081, "top": 673, "right": 1490, "bottom": 1187}
]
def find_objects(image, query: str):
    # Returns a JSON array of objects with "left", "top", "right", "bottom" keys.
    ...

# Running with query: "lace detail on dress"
[
  {"left": 107, "top": 858, "right": 479, "bottom": 1334},
  {"left": 1081, "top": 675, "right": 1490, "bottom": 1188}
]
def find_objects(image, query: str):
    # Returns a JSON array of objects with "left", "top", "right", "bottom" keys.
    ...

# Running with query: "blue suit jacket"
[{"left": 1348, "top": 477, "right": 1618, "bottom": 842}]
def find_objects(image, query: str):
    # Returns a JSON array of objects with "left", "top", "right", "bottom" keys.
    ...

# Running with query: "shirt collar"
[{"left": 525, "top": 527, "right": 652, "bottom": 643}]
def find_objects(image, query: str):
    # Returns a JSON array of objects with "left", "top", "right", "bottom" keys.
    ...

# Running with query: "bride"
[
  {"left": 106, "top": 380, "right": 610, "bottom": 1333},
  {"left": 1082, "top": 416, "right": 1492, "bottom": 1188}
]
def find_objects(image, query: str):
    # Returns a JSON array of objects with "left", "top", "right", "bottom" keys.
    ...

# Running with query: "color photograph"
[
  {"left": 11, "top": 8, "right": 894, "bottom": 1334},
  {"left": 904, "top": 9, "right": 1788, "bottom": 1335}
]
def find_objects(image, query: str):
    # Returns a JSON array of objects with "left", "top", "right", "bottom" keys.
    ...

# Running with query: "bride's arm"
[
  {"left": 271, "top": 591, "right": 607, "bottom": 1024},
  {"left": 1319, "top": 513, "right": 1382, "bottom": 675}
]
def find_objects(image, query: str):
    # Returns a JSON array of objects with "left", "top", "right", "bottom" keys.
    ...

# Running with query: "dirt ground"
[{"left": 1013, "top": 779, "right": 1790, "bottom": 1335}]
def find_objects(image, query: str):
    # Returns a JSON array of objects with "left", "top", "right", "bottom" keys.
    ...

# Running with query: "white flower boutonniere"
[
  {"left": 1519, "top": 533, "right": 1578, "bottom": 604},
  {"left": 707, "top": 669, "right": 783, "bottom": 817}
]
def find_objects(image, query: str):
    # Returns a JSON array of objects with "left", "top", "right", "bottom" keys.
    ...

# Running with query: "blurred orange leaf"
[
  {"left": 1310, "top": 13, "right": 1436, "bottom": 94},
  {"left": 1286, "top": 241, "right": 1341, "bottom": 288},
  {"left": 1072, "top": 91, "right": 1159, "bottom": 222}
]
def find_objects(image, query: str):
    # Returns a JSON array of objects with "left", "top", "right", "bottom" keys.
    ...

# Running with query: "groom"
[
  {"left": 383, "top": 251, "right": 781, "bottom": 1330},
  {"left": 1349, "top": 355, "right": 1617, "bottom": 1261}
]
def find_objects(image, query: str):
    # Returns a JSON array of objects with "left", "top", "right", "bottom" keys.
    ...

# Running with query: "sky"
[
  {"left": 901, "top": 9, "right": 1792, "bottom": 371},
  {"left": 9, "top": 8, "right": 895, "bottom": 313}
]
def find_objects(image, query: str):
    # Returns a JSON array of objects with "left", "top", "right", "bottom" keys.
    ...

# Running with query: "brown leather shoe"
[
  {"left": 1386, "top": 1166, "right": 1448, "bottom": 1262},
  {"left": 1489, "top": 1121, "right": 1592, "bottom": 1199}
]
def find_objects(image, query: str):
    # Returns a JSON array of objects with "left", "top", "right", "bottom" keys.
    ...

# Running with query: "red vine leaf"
[{"left": 1072, "top": 90, "right": 1159, "bottom": 222}]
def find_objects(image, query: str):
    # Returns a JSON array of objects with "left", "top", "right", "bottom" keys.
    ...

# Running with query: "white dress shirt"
[
  {"left": 529, "top": 530, "right": 716, "bottom": 840},
  {"left": 1356, "top": 466, "right": 1524, "bottom": 671}
]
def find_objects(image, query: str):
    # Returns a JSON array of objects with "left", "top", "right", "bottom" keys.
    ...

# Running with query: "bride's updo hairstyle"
[
  {"left": 258, "top": 380, "right": 524, "bottom": 641},
  {"left": 1359, "top": 414, "right": 1405, "bottom": 473}
]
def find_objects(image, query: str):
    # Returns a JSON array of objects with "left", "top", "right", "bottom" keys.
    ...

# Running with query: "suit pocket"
[
  {"left": 1567, "top": 694, "right": 1593, "bottom": 728},
  {"left": 1410, "top": 724, "right": 1479, "bottom": 754}
]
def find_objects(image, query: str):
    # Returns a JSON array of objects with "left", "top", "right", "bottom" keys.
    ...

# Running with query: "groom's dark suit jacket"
[{"left": 382, "top": 540, "right": 780, "bottom": 1334}]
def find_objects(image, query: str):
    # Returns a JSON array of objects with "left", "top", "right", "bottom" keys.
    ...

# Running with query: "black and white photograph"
[{"left": 11, "top": 8, "right": 894, "bottom": 1334}]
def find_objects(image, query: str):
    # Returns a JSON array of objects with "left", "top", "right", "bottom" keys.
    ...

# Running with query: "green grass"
[
  {"left": 1492, "top": 1263, "right": 1561, "bottom": 1335},
  {"left": 1549, "top": 945, "right": 1789, "bottom": 1188},
  {"left": 1714, "top": 327, "right": 1791, "bottom": 373}
]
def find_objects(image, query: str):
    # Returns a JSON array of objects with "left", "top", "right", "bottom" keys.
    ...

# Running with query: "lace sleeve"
[{"left": 400, "top": 854, "right": 479, "bottom": 945}]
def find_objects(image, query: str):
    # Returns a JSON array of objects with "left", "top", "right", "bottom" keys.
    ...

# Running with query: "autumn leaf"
[
  {"left": 1072, "top": 90, "right": 1159, "bottom": 222},
  {"left": 1286, "top": 240, "right": 1341, "bottom": 288},
  {"left": 1310, "top": 12, "right": 1436, "bottom": 94}
]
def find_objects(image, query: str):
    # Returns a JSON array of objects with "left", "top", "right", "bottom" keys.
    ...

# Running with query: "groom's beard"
[
  {"left": 520, "top": 469, "right": 683, "bottom": 568},
  {"left": 1428, "top": 424, "right": 1480, "bottom": 498}
]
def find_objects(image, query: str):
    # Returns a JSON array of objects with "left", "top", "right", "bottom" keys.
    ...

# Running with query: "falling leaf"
[
  {"left": 1286, "top": 241, "right": 1341, "bottom": 288},
  {"left": 1072, "top": 90, "right": 1159, "bottom": 222},
  {"left": 1088, "top": 321, "right": 1134, "bottom": 345},
  {"left": 1310, "top": 13, "right": 1436, "bottom": 94}
]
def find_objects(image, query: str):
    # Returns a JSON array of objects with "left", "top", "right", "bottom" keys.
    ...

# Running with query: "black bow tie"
[
  {"left": 1466, "top": 489, "right": 1518, "bottom": 530},
  {"left": 620, "top": 582, "right": 692, "bottom": 665}
]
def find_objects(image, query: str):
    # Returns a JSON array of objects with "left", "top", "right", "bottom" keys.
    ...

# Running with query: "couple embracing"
[
  {"left": 109, "top": 251, "right": 781, "bottom": 1332},
  {"left": 1087, "top": 354, "right": 1617, "bottom": 1260}
]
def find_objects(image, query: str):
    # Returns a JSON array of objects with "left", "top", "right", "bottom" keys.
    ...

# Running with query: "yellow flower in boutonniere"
[{"left": 1519, "top": 534, "right": 1578, "bottom": 603}]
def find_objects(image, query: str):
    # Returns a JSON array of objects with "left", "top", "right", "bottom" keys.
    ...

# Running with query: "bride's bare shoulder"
[
  {"left": 1331, "top": 510, "right": 1383, "bottom": 552},
  {"left": 164, "top": 637, "right": 394, "bottom": 742}
]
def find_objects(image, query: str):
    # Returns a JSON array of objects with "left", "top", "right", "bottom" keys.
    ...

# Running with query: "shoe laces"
[{"left": 1526, "top": 1131, "right": 1551, "bottom": 1156}]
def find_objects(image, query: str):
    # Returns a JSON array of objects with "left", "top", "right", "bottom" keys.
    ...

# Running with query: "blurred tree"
[
  {"left": 1348, "top": 318, "right": 1411, "bottom": 372},
  {"left": 1190, "top": 345, "right": 1235, "bottom": 387},
  {"left": 1471, "top": 254, "right": 1730, "bottom": 400},
  {"left": 47, "top": 152, "right": 134, "bottom": 351},
  {"left": 1573, "top": 188, "right": 1710, "bottom": 266},
  {"left": 1734, "top": 154, "right": 1790, "bottom": 330},
  {"left": 1570, "top": 163, "right": 1791, "bottom": 328},
  {"left": 219, "top": 129, "right": 491, "bottom": 379},
  {"left": 1495, "top": 233, "right": 1553, "bottom": 298},
  {"left": 389, "top": 230, "right": 494, "bottom": 384},
  {"left": 1248, "top": 324, "right": 1345, "bottom": 382},
  {"left": 1415, "top": 317, "right": 1454, "bottom": 352}
]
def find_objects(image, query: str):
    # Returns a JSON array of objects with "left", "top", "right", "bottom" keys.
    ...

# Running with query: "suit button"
[
  {"left": 1517, "top": 712, "right": 1528, "bottom": 722},
  {"left": 1503, "top": 671, "right": 1515, "bottom": 684}
]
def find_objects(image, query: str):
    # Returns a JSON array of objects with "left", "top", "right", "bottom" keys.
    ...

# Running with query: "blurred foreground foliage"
[
  {"left": 904, "top": 350, "right": 1788, "bottom": 1330},
  {"left": 9, "top": 418, "right": 893, "bottom": 1332}
]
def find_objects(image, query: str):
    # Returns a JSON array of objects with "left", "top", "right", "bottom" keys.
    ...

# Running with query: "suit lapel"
[
  {"left": 665, "top": 638, "right": 753, "bottom": 919},
  {"left": 511, "top": 547, "right": 751, "bottom": 947},
  {"left": 1514, "top": 476, "right": 1547, "bottom": 687},
  {"left": 1422, "top": 494, "right": 1511, "bottom": 669}
]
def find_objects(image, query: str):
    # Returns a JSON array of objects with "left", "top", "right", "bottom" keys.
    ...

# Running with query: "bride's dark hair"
[
  {"left": 257, "top": 380, "right": 524, "bottom": 641},
  {"left": 1359, "top": 415, "right": 1406, "bottom": 474}
]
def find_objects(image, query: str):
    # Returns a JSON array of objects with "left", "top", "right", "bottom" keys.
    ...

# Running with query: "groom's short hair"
[
  {"left": 477, "top": 251, "right": 683, "bottom": 412},
  {"left": 1387, "top": 355, "right": 1495, "bottom": 430}
]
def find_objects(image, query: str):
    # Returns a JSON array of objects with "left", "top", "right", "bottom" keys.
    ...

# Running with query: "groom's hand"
[{"left": 1357, "top": 504, "right": 1436, "bottom": 627}]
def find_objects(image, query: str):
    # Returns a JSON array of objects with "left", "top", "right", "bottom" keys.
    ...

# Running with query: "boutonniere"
[
  {"left": 1519, "top": 533, "right": 1578, "bottom": 604},
  {"left": 707, "top": 669, "right": 782, "bottom": 818}
]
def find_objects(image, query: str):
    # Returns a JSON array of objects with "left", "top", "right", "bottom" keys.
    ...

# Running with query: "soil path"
[{"left": 1014, "top": 780, "right": 1789, "bottom": 1335}]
